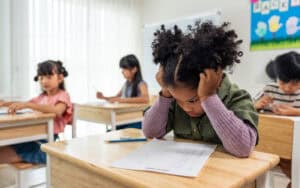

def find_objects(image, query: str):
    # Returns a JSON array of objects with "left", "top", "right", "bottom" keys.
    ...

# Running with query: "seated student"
[
  {"left": 255, "top": 51, "right": 300, "bottom": 188},
  {"left": 255, "top": 51, "right": 300, "bottom": 116},
  {"left": 0, "top": 60, "right": 72, "bottom": 164},
  {"left": 142, "top": 22, "right": 258, "bottom": 158},
  {"left": 96, "top": 54, "right": 149, "bottom": 129}
]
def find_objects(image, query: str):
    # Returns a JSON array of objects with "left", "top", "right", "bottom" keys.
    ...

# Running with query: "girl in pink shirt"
[{"left": 0, "top": 60, "right": 72, "bottom": 164}]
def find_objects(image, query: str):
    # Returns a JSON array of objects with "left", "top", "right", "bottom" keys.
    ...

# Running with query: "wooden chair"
[
  {"left": 10, "top": 162, "right": 46, "bottom": 188},
  {"left": 255, "top": 114, "right": 293, "bottom": 159},
  {"left": 255, "top": 114, "right": 294, "bottom": 188}
]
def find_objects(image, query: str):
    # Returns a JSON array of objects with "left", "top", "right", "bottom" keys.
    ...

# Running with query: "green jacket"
[{"left": 166, "top": 74, "right": 258, "bottom": 144}]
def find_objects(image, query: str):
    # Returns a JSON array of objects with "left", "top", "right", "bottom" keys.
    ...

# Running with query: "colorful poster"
[{"left": 251, "top": 0, "right": 300, "bottom": 50}]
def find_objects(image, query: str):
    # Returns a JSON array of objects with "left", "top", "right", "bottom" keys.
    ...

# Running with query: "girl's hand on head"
[
  {"left": 254, "top": 95, "right": 273, "bottom": 110},
  {"left": 198, "top": 67, "right": 223, "bottom": 102},
  {"left": 8, "top": 102, "right": 28, "bottom": 114},
  {"left": 96, "top": 92, "right": 104, "bottom": 99},
  {"left": 156, "top": 65, "right": 172, "bottom": 98},
  {"left": 272, "top": 104, "right": 298, "bottom": 116}
]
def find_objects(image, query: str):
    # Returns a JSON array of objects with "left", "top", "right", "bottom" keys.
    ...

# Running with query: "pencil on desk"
[{"left": 107, "top": 137, "right": 147, "bottom": 143}]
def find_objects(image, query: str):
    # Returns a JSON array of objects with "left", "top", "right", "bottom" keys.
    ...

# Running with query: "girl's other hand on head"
[
  {"left": 254, "top": 95, "right": 273, "bottom": 110},
  {"left": 198, "top": 67, "right": 223, "bottom": 102},
  {"left": 156, "top": 65, "right": 172, "bottom": 98},
  {"left": 96, "top": 91, "right": 104, "bottom": 99},
  {"left": 8, "top": 102, "right": 28, "bottom": 114}
]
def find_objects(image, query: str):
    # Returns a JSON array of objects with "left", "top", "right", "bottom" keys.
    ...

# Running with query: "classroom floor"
[{"left": 0, "top": 122, "right": 290, "bottom": 188}]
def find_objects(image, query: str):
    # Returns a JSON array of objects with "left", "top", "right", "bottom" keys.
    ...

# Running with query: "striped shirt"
[{"left": 259, "top": 83, "right": 300, "bottom": 112}]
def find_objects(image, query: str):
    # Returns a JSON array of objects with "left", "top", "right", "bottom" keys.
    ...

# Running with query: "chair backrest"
[{"left": 255, "top": 114, "right": 293, "bottom": 160}]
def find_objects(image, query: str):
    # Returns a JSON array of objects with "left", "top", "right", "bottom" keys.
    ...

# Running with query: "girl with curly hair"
[{"left": 142, "top": 21, "right": 258, "bottom": 157}]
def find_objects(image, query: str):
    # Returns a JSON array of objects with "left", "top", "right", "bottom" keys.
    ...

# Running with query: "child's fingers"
[
  {"left": 272, "top": 107, "right": 280, "bottom": 114},
  {"left": 199, "top": 73, "right": 206, "bottom": 83},
  {"left": 8, "top": 106, "right": 16, "bottom": 114},
  {"left": 204, "top": 69, "right": 214, "bottom": 81}
]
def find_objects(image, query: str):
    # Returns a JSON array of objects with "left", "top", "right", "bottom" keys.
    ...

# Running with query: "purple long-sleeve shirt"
[{"left": 142, "top": 94, "right": 257, "bottom": 157}]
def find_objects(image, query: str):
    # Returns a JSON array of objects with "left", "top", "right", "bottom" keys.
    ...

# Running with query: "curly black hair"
[
  {"left": 34, "top": 60, "right": 68, "bottom": 91},
  {"left": 152, "top": 21, "right": 243, "bottom": 89},
  {"left": 266, "top": 51, "right": 300, "bottom": 83}
]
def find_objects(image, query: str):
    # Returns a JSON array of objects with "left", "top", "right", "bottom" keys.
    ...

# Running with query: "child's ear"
[
  {"left": 132, "top": 67, "right": 138, "bottom": 74},
  {"left": 58, "top": 74, "right": 64, "bottom": 82}
]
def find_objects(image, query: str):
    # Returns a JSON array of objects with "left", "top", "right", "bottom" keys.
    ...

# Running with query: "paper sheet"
[{"left": 111, "top": 139, "right": 216, "bottom": 177}]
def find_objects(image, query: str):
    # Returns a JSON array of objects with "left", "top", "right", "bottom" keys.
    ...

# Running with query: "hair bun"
[
  {"left": 56, "top": 60, "right": 63, "bottom": 66},
  {"left": 60, "top": 66, "right": 68, "bottom": 77},
  {"left": 34, "top": 76, "right": 38, "bottom": 82}
]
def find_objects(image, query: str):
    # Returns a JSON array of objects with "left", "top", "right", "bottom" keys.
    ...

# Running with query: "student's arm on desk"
[
  {"left": 142, "top": 95, "right": 173, "bottom": 138},
  {"left": 0, "top": 101, "right": 17, "bottom": 107},
  {"left": 108, "top": 83, "right": 149, "bottom": 103},
  {"left": 97, "top": 89, "right": 122, "bottom": 100},
  {"left": 202, "top": 95, "right": 257, "bottom": 158},
  {"left": 8, "top": 102, "right": 67, "bottom": 117},
  {"left": 272, "top": 104, "right": 300, "bottom": 116}
]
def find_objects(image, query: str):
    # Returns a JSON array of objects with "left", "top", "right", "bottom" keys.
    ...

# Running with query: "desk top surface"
[
  {"left": 259, "top": 113, "right": 300, "bottom": 121},
  {"left": 42, "top": 129, "right": 279, "bottom": 188},
  {"left": 76, "top": 102, "right": 149, "bottom": 110},
  {"left": 0, "top": 112, "right": 55, "bottom": 124}
]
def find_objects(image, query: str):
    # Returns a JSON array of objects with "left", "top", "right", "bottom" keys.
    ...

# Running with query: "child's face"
[
  {"left": 168, "top": 86, "right": 204, "bottom": 117},
  {"left": 38, "top": 72, "right": 63, "bottom": 93},
  {"left": 121, "top": 67, "right": 137, "bottom": 81},
  {"left": 278, "top": 80, "right": 300, "bottom": 94}
]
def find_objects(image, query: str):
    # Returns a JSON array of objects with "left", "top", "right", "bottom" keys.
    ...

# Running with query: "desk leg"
[
  {"left": 111, "top": 111, "right": 116, "bottom": 130},
  {"left": 292, "top": 120, "right": 300, "bottom": 188},
  {"left": 47, "top": 119, "right": 54, "bottom": 188},
  {"left": 46, "top": 154, "right": 51, "bottom": 188},
  {"left": 256, "top": 171, "right": 273, "bottom": 188},
  {"left": 72, "top": 105, "right": 78, "bottom": 138},
  {"left": 47, "top": 119, "right": 54, "bottom": 142}
]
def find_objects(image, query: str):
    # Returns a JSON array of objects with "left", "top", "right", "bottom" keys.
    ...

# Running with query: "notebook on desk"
[{"left": 0, "top": 107, "right": 33, "bottom": 115}]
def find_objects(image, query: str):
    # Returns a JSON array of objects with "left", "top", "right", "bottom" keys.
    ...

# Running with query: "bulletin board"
[{"left": 250, "top": 0, "right": 300, "bottom": 50}]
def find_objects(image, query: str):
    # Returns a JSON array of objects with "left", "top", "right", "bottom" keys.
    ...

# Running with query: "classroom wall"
[
  {"left": 0, "top": 0, "right": 11, "bottom": 97},
  {"left": 142, "top": 0, "right": 300, "bottom": 96}
]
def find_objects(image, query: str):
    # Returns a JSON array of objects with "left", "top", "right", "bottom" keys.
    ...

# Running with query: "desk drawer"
[
  {"left": 75, "top": 106, "right": 111, "bottom": 124},
  {"left": 0, "top": 124, "right": 47, "bottom": 141}
]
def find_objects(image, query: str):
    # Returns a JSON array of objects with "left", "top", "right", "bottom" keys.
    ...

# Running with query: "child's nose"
[{"left": 181, "top": 103, "right": 192, "bottom": 112}]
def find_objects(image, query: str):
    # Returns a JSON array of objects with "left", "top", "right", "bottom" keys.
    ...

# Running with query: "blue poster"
[{"left": 251, "top": 0, "right": 300, "bottom": 50}]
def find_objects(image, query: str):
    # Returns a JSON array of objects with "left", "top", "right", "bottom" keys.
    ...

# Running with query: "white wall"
[
  {"left": 142, "top": 0, "right": 300, "bottom": 96},
  {"left": 0, "top": 0, "right": 11, "bottom": 98}
]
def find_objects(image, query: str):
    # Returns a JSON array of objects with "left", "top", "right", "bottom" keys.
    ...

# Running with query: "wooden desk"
[
  {"left": 73, "top": 102, "right": 148, "bottom": 137},
  {"left": 255, "top": 114, "right": 300, "bottom": 188},
  {"left": 42, "top": 129, "right": 279, "bottom": 188},
  {"left": 0, "top": 112, "right": 55, "bottom": 188}
]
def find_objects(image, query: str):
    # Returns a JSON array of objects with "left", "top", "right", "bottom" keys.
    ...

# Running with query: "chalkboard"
[{"left": 143, "top": 10, "right": 222, "bottom": 93}]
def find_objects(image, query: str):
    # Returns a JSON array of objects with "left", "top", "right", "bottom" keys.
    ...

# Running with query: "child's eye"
[{"left": 187, "top": 97, "right": 199, "bottom": 104}]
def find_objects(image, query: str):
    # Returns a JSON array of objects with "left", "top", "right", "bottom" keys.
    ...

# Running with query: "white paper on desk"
[{"left": 111, "top": 139, "right": 216, "bottom": 177}]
